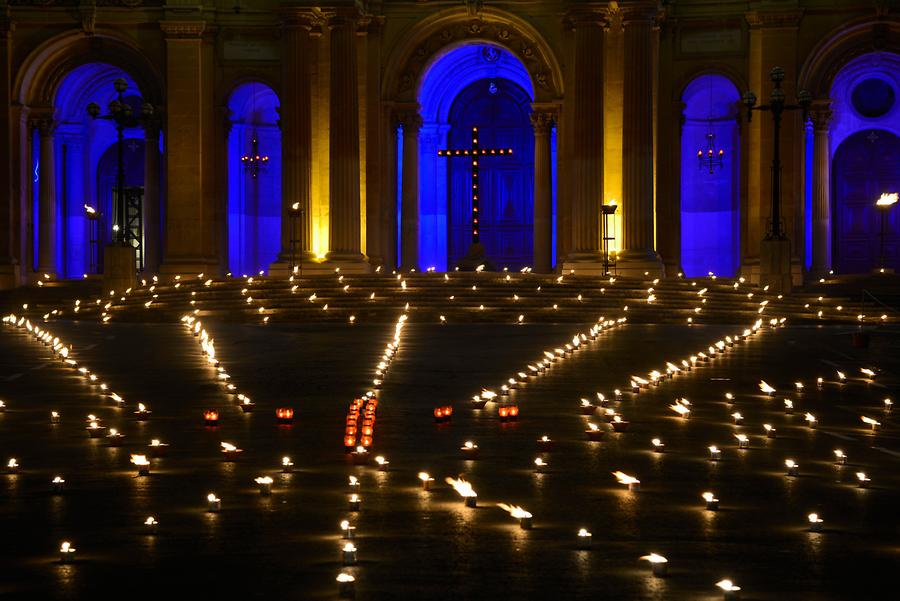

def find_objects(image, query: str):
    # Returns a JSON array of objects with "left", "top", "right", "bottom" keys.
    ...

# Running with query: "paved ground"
[{"left": 0, "top": 315, "right": 897, "bottom": 600}]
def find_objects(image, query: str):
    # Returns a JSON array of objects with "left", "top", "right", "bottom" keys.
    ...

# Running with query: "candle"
[
  {"left": 577, "top": 528, "right": 592, "bottom": 550},
  {"left": 670, "top": 400, "right": 690, "bottom": 419},
  {"left": 418, "top": 471, "right": 434, "bottom": 491},
  {"left": 342, "top": 542, "right": 358, "bottom": 566},
  {"left": 816, "top": 377, "right": 824, "bottom": 388},
  {"left": 734, "top": 434, "right": 749, "bottom": 449},
  {"left": 612, "top": 471, "right": 640, "bottom": 491},
  {"left": 348, "top": 493, "right": 361, "bottom": 511},
  {"left": 861, "top": 416, "right": 881, "bottom": 431},
  {"left": 611, "top": 415, "right": 630, "bottom": 432},
  {"left": 833, "top": 449, "right": 847, "bottom": 465},
  {"left": 702, "top": 491, "right": 720, "bottom": 510},
  {"left": 59, "top": 541, "right": 76, "bottom": 563},
  {"left": 837, "top": 370, "right": 847, "bottom": 382},
  {"left": 239, "top": 398, "right": 255, "bottom": 413},
  {"left": 6, "top": 458, "right": 18, "bottom": 473},
  {"left": 785, "top": 459, "right": 799, "bottom": 477},
  {"left": 497, "top": 503, "right": 533, "bottom": 529},
  {"left": 220, "top": 442, "right": 243, "bottom": 461},
  {"left": 763, "top": 424, "right": 776, "bottom": 438},
  {"left": 708, "top": 446, "right": 722, "bottom": 461},
  {"left": 579, "top": 398, "right": 596, "bottom": 415},
  {"left": 807, "top": 513, "right": 824, "bottom": 532},
  {"left": 106, "top": 428, "right": 125, "bottom": 446},
  {"left": 445, "top": 476, "right": 478, "bottom": 507},
  {"left": 130, "top": 454, "right": 151, "bottom": 476},
  {"left": 784, "top": 399, "right": 794, "bottom": 414},
  {"left": 586, "top": 422, "right": 605, "bottom": 442},
  {"left": 804, "top": 413, "right": 818, "bottom": 429},
  {"left": 134, "top": 403, "right": 151, "bottom": 421},
  {"left": 148, "top": 439, "right": 169, "bottom": 458},
  {"left": 340, "top": 520, "right": 356, "bottom": 539},
  {"left": 759, "top": 380, "right": 775, "bottom": 396},
  {"left": 281, "top": 456, "right": 294, "bottom": 473},
  {"left": 725, "top": 392, "right": 734, "bottom": 404},
  {"left": 0, "top": 400, "right": 5, "bottom": 413},
  {"left": 351, "top": 446, "right": 370, "bottom": 465},
  {"left": 537, "top": 435, "right": 555, "bottom": 451},
  {"left": 731, "top": 412, "right": 743, "bottom": 425},
  {"left": 651, "top": 438, "right": 665, "bottom": 452},
  {"left": 716, "top": 579, "right": 742, "bottom": 600},
  {"left": 207, "top": 493, "right": 221, "bottom": 512},
  {"left": 533, "top": 457, "right": 548, "bottom": 473},
  {"left": 640, "top": 553, "right": 668, "bottom": 576},
  {"left": 855, "top": 472, "right": 870, "bottom": 488},
  {"left": 86, "top": 420, "right": 107, "bottom": 438},
  {"left": 204, "top": 410, "right": 219, "bottom": 426},
  {"left": 255, "top": 476, "right": 273, "bottom": 496},
  {"left": 460, "top": 441, "right": 481, "bottom": 460},
  {"left": 337, "top": 572, "right": 356, "bottom": 598},
  {"left": 50, "top": 411, "right": 61, "bottom": 424},
  {"left": 375, "top": 456, "right": 390, "bottom": 472},
  {"left": 144, "top": 516, "right": 158, "bottom": 534},
  {"left": 52, "top": 476, "right": 65, "bottom": 493}
]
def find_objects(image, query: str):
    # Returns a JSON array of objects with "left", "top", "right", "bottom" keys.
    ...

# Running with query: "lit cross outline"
[{"left": 437, "top": 127, "right": 513, "bottom": 245}]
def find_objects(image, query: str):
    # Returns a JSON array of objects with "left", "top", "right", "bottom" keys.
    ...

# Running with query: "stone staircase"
[{"left": 2, "top": 272, "right": 889, "bottom": 326}]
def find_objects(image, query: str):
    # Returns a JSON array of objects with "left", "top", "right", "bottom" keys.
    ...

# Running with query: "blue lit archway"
[
  {"left": 226, "top": 82, "right": 281, "bottom": 276},
  {"left": 50, "top": 63, "right": 153, "bottom": 278},
  {"left": 680, "top": 74, "right": 741, "bottom": 277},
  {"left": 413, "top": 43, "right": 554, "bottom": 270}
]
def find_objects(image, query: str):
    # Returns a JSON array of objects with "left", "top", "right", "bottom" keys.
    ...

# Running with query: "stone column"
[
  {"left": 33, "top": 116, "right": 57, "bottom": 277},
  {"left": 397, "top": 110, "right": 421, "bottom": 271},
  {"left": 531, "top": 107, "right": 555, "bottom": 273},
  {"left": 619, "top": 4, "right": 662, "bottom": 275},
  {"left": 159, "top": 20, "right": 215, "bottom": 276},
  {"left": 326, "top": 11, "right": 367, "bottom": 270},
  {"left": 273, "top": 11, "right": 315, "bottom": 274},
  {"left": 143, "top": 121, "right": 161, "bottom": 275},
  {"left": 563, "top": 10, "right": 606, "bottom": 272},
  {"left": 0, "top": 22, "right": 16, "bottom": 288},
  {"left": 809, "top": 101, "right": 832, "bottom": 277}
]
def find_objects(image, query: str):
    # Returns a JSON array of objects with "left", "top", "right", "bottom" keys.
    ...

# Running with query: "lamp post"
[
  {"left": 84, "top": 204, "right": 101, "bottom": 274},
  {"left": 876, "top": 192, "right": 898, "bottom": 272},
  {"left": 743, "top": 67, "right": 811, "bottom": 291},
  {"left": 602, "top": 200, "right": 618, "bottom": 276},
  {"left": 86, "top": 78, "right": 154, "bottom": 246},
  {"left": 288, "top": 202, "right": 304, "bottom": 275}
]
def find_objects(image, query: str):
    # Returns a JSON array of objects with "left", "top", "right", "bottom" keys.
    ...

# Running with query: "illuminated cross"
[{"left": 437, "top": 126, "right": 513, "bottom": 245}]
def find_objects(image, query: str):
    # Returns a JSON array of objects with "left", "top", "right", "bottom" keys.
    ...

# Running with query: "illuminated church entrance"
[
  {"left": 415, "top": 44, "right": 549, "bottom": 271},
  {"left": 832, "top": 130, "right": 900, "bottom": 273}
]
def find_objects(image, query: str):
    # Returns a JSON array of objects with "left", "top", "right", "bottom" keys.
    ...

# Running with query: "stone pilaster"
[
  {"left": 563, "top": 9, "right": 606, "bottom": 273},
  {"left": 618, "top": 4, "right": 663, "bottom": 276},
  {"left": 397, "top": 110, "right": 421, "bottom": 271},
  {"left": 0, "top": 20, "right": 16, "bottom": 288},
  {"left": 273, "top": 10, "right": 317, "bottom": 275},
  {"left": 325, "top": 10, "right": 367, "bottom": 270},
  {"left": 143, "top": 120, "right": 162, "bottom": 275},
  {"left": 531, "top": 107, "right": 555, "bottom": 273},
  {"left": 159, "top": 20, "right": 217, "bottom": 276},
  {"left": 809, "top": 101, "right": 832, "bottom": 277},
  {"left": 32, "top": 115, "right": 57, "bottom": 277}
]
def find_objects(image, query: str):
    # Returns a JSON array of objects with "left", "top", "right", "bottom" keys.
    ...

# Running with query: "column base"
[
  {"left": 102, "top": 244, "right": 137, "bottom": 294},
  {"left": 759, "top": 238, "right": 792, "bottom": 294},
  {"left": 0, "top": 261, "right": 20, "bottom": 289},
  {"left": 561, "top": 251, "right": 606, "bottom": 276},
  {"left": 325, "top": 252, "right": 371, "bottom": 274},
  {"left": 614, "top": 250, "right": 665, "bottom": 279}
]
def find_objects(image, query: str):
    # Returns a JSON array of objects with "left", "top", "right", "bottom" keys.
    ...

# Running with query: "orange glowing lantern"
[
  {"left": 498, "top": 406, "right": 510, "bottom": 422},
  {"left": 434, "top": 407, "right": 445, "bottom": 423},
  {"left": 276, "top": 407, "right": 294, "bottom": 424},
  {"left": 344, "top": 435, "right": 357, "bottom": 450},
  {"left": 345, "top": 426, "right": 358, "bottom": 437},
  {"left": 361, "top": 425, "right": 374, "bottom": 437},
  {"left": 204, "top": 410, "right": 219, "bottom": 426},
  {"left": 360, "top": 436, "right": 373, "bottom": 448},
  {"left": 508, "top": 405, "right": 519, "bottom": 421}
]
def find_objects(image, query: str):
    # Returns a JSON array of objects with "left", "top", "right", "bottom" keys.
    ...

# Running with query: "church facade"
[{"left": 0, "top": 0, "right": 898, "bottom": 289}]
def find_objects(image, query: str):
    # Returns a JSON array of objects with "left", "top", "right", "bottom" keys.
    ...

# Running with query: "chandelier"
[
  {"left": 241, "top": 132, "right": 268, "bottom": 178},
  {"left": 697, "top": 78, "right": 725, "bottom": 173}
]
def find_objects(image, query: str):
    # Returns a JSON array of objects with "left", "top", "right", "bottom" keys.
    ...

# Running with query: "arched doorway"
[
  {"left": 51, "top": 62, "right": 155, "bottom": 278},
  {"left": 413, "top": 42, "right": 550, "bottom": 271},
  {"left": 225, "top": 82, "right": 281, "bottom": 276},
  {"left": 679, "top": 74, "right": 741, "bottom": 277},
  {"left": 832, "top": 130, "right": 900, "bottom": 273},
  {"left": 447, "top": 77, "right": 534, "bottom": 270}
]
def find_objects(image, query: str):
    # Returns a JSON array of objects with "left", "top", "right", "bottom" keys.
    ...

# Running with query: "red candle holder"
[
  {"left": 498, "top": 406, "right": 510, "bottom": 423},
  {"left": 344, "top": 435, "right": 357, "bottom": 450},
  {"left": 507, "top": 405, "right": 519, "bottom": 421},
  {"left": 276, "top": 407, "right": 294, "bottom": 424},
  {"left": 204, "top": 410, "right": 219, "bottom": 426}
]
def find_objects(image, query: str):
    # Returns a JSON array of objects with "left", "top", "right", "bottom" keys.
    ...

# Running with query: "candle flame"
[
  {"left": 640, "top": 553, "right": 668, "bottom": 564},
  {"left": 130, "top": 454, "right": 149, "bottom": 466},
  {"left": 759, "top": 380, "right": 776, "bottom": 394},
  {"left": 497, "top": 502, "right": 532, "bottom": 519},
  {"left": 445, "top": 476, "right": 477, "bottom": 498},
  {"left": 612, "top": 471, "right": 640, "bottom": 486}
]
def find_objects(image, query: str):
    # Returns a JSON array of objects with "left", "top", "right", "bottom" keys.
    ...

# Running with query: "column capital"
[
  {"left": 529, "top": 107, "right": 557, "bottom": 133},
  {"left": 808, "top": 100, "right": 832, "bottom": 132},
  {"left": 279, "top": 7, "right": 325, "bottom": 32},
  {"left": 394, "top": 107, "right": 422, "bottom": 131},
  {"left": 28, "top": 114, "right": 56, "bottom": 137},
  {"left": 326, "top": 5, "right": 364, "bottom": 29},
  {"left": 565, "top": 6, "right": 611, "bottom": 30},
  {"left": 620, "top": 2, "right": 660, "bottom": 27}
]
